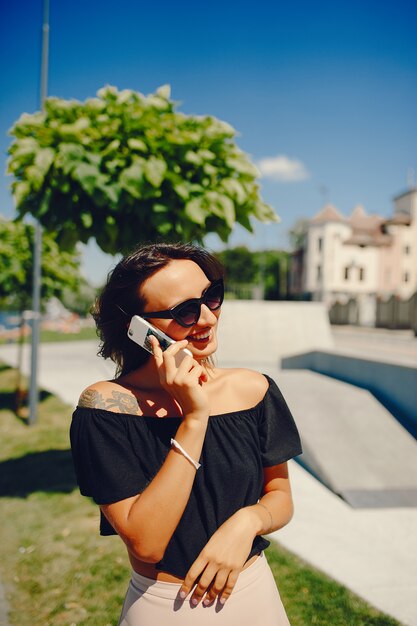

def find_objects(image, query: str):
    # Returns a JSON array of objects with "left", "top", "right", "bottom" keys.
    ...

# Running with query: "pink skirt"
[{"left": 118, "top": 551, "right": 291, "bottom": 625}]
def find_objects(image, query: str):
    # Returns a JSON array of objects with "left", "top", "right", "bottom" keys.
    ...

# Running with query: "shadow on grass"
[
  {"left": 0, "top": 390, "right": 20, "bottom": 412},
  {"left": 0, "top": 389, "right": 52, "bottom": 424},
  {"left": 0, "top": 449, "right": 77, "bottom": 497}
]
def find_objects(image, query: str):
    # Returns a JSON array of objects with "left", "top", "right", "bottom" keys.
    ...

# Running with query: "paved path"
[
  {"left": 270, "top": 457, "right": 417, "bottom": 626},
  {"left": 1, "top": 327, "right": 416, "bottom": 625},
  {"left": 332, "top": 325, "right": 417, "bottom": 367}
]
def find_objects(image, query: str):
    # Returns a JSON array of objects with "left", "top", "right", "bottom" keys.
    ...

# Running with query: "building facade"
[{"left": 289, "top": 188, "right": 417, "bottom": 325}]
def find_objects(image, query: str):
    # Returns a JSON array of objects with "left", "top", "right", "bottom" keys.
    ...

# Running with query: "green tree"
[
  {"left": 0, "top": 217, "right": 84, "bottom": 312},
  {"left": 7, "top": 85, "right": 278, "bottom": 253},
  {"left": 215, "top": 246, "right": 258, "bottom": 284},
  {"left": 288, "top": 218, "right": 309, "bottom": 250},
  {"left": 60, "top": 282, "right": 98, "bottom": 317},
  {"left": 215, "top": 247, "right": 290, "bottom": 300},
  {"left": 254, "top": 250, "right": 290, "bottom": 300}
]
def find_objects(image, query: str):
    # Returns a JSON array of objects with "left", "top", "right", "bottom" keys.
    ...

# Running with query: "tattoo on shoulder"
[
  {"left": 105, "top": 391, "right": 141, "bottom": 414},
  {"left": 78, "top": 389, "right": 107, "bottom": 409},
  {"left": 78, "top": 388, "right": 141, "bottom": 415}
]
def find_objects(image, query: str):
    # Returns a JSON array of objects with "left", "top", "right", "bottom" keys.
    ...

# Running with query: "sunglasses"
[{"left": 142, "top": 279, "right": 224, "bottom": 328}]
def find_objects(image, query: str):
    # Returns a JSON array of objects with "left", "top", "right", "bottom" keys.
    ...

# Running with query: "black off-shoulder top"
[{"left": 69, "top": 374, "right": 303, "bottom": 579}]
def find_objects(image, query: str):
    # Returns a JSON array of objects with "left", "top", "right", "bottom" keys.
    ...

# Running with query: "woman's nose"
[{"left": 198, "top": 303, "right": 218, "bottom": 325}]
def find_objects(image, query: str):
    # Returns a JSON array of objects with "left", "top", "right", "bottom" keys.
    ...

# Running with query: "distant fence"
[
  {"left": 225, "top": 284, "right": 312, "bottom": 302},
  {"left": 225, "top": 283, "right": 263, "bottom": 300},
  {"left": 376, "top": 292, "right": 417, "bottom": 333},
  {"left": 328, "top": 298, "right": 359, "bottom": 326},
  {"left": 329, "top": 292, "right": 417, "bottom": 335}
]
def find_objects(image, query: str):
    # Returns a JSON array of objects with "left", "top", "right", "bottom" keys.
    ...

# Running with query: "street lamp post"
[{"left": 28, "top": 0, "right": 49, "bottom": 425}]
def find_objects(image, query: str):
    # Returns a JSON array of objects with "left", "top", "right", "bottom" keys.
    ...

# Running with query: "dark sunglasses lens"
[
  {"left": 205, "top": 283, "right": 224, "bottom": 309},
  {"left": 173, "top": 282, "right": 223, "bottom": 326},
  {"left": 176, "top": 303, "right": 199, "bottom": 326}
]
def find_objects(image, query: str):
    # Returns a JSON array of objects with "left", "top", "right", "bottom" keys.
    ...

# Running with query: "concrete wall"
[{"left": 216, "top": 301, "right": 334, "bottom": 366}]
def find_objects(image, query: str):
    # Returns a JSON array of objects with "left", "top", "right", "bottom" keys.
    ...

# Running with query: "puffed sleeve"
[
  {"left": 258, "top": 375, "right": 303, "bottom": 466},
  {"left": 70, "top": 407, "right": 151, "bottom": 506}
]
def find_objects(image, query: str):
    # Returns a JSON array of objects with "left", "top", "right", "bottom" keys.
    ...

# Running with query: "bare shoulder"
[
  {"left": 77, "top": 380, "right": 142, "bottom": 415},
  {"left": 214, "top": 368, "right": 269, "bottom": 409}
]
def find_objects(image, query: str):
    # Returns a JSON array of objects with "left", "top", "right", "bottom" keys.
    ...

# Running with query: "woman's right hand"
[{"left": 149, "top": 336, "right": 210, "bottom": 422}]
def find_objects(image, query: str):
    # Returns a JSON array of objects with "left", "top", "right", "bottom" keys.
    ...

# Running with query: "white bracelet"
[{"left": 170, "top": 438, "right": 201, "bottom": 470}]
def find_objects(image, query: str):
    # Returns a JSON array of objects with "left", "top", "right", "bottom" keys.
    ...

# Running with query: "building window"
[
  {"left": 359, "top": 267, "right": 364, "bottom": 281},
  {"left": 344, "top": 267, "right": 349, "bottom": 280},
  {"left": 317, "top": 265, "right": 322, "bottom": 280},
  {"left": 404, "top": 272, "right": 409, "bottom": 283},
  {"left": 318, "top": 237, "right": 323, "bottom": 252},
  {"left": 404, "top": 245, "right": 410, "bottom": 255}
]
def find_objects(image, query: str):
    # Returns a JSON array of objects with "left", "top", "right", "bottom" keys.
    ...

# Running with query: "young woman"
[{"left": 70, "top": 242, "right": 303, "bottom": 625}]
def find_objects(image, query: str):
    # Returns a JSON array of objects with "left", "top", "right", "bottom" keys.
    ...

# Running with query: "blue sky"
[{"left": 1, "top": 0, "right": 416, "bottom": 285}]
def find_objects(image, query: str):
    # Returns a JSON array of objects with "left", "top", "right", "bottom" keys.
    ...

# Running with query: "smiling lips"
[{"left": 187, "top": 329, "right": 212, "bottom": 342}]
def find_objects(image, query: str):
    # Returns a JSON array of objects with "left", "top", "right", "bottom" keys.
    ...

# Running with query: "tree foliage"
[
  {"left": 215, "top": 246, "right": 257, "bottom": 283},
  {"left": 7, "top": 85, "right": 278, "bottom": 253},
  {"left": 256, "top": 249, "right": 289, "bottom": 300},
  {"left": 60, "top": 282, "right": 98, "bottom": 317},
  {"left": 0, "top": 217, "right": 84, "bottom": 311},
  {"left": 288, "top": 218, "right": 309, "bottom": 250},
  {"left": 215, "top": 246, "right": 290, "bottom": 300}
]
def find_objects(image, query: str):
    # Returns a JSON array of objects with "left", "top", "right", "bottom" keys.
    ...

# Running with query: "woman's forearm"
[
  {"left": 106, "top": 415, "right": 209, "bottom": 562},
  {"left": 238, "top": 490, "right": 294, "bottom": 537}
]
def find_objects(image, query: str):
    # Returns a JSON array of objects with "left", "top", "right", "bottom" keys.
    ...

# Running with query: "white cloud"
[{"left": 257, "top": 155, "right": 310, "bottom": 182}]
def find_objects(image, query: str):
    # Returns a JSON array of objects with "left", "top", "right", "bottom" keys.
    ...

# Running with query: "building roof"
[
  {"left": 310, "top": 204, "right": 346, "bottom": 224},
  {"left": 348, "top": 204, "right": 383, "bottom": 231},
  {"left": 344, "top": 232, "right": 393, "bottom": 247},
  {"left": 342, "top": 204, "right": 391, "bottom": 246},
  {"left": 385, "top": 213, "right": 412, "bottom": 226},
  {"left": 393, "top": 187, "right": 417, "bottom": 202},
  {"left": 307, "top": 200, "right": 409, "bottom": 248}
]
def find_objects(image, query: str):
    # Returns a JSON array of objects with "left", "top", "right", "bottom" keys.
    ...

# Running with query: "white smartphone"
[{"left": 127, "top": 315, "right": 193, "bottom": 367}]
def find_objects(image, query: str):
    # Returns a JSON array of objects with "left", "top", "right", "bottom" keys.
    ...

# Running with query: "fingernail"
[
  {"left": 179, "top": 591, "right": 186, "bottom": 599},
  {"left": 219, "top": 597, "right": 226, "bottom": 604},
  {"left": 191, "top": 598, "right": 198, "bottom": 606},
  {"left": 203, "top": 598, "right": 210, "bottom": 606}
]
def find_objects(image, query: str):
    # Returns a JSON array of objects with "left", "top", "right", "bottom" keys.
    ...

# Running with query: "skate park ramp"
[
  {"left": 215, "top": 301, "right": 417, "bottom": 509},
  {"left": 265, "top": 368, "right": 417, "bottom": 508}
]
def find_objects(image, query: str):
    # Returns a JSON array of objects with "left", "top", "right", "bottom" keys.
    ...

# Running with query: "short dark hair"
[{"left": 92, "top": 242, "right": 224, "bottom": 376}]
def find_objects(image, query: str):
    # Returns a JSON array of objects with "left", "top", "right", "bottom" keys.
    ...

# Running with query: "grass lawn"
[
  {"left": 39, "top": 327, "right": 98, "bottom": 343},
  {"left": 0, "top": 326, "right": 98, "bottom": 345},
  {"left": 0, "top": 363, "right": 402, "bottom": 626}
]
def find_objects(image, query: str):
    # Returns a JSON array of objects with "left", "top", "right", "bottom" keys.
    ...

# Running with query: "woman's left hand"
[{"left": 178, "top": 510, "right": 257, "bottom": 606}]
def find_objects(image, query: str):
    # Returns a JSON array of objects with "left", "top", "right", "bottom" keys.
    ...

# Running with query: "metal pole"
[
  {"left": 40, "top": 0, "right": 49, "bottom": 107},
  {"left": 28, "top": 0, "right": 49, "bottom": 425}
]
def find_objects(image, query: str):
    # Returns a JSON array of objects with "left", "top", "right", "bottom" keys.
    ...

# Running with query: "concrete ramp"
[
  {"left": 282, "top": 350, "right": 417, "bottom": 435},
  {"left": 264, "top": 368, "right": 417, "bottom": 508},
  {"left": 216, "top": 301, "right": 334, "bottom": 366}
]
